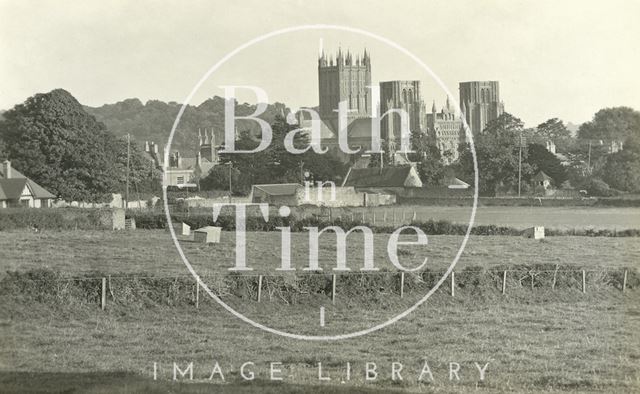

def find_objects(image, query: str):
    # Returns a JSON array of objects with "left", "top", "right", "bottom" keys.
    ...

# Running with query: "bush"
[{"left": 583, "top": 178, "right": 620, "bottom": 197}]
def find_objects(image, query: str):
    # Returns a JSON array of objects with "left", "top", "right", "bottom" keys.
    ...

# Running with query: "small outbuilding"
[
  {"left": 194, "top": 226, "right": 221, "bottom": 243},
  {"left": 523, "top": 226, "right": 545, "bottom": 240},
  {"left": 532, "top": 171, "right": 553, "bottom": 190}
]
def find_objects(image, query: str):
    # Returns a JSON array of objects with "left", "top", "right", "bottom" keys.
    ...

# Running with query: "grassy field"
[
  {"left": 1, "top": 229, "right": 639, "bottom": 392},
  {"left": 0, "top": 230, "right": 639, "bottom": 276},
  {"left": 1, "top": 289, "right": 638, "bottom": 392},
  {"left": 296, "top": 206, "right": 640, "bottom": 230}
]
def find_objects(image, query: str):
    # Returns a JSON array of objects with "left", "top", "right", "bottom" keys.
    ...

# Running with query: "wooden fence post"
[
  {"left": 331, "top": 274, "right": 337, "bottom": 305},
  {"left": 412, "top": 211, "right": 417, "bottom": 221},
  {"left": 582, "top": 270, "right": 586, "bottom": 293},
  {"left": 257, "top": 275, "right": 263, "bottom": 302},
  {"left": 373, "top": 212, "right": 376, "bottom": 224},
  {"left": 383, "top": 211, "right": 387, "bottom": 223},
  {"left": 552, "top": 265, "right": 559, "bottom": 290},
  {"left": 450, "top": 271, "right": 455, "bottom": 297},
  {"left": 101, "top": 277, "right": 106, "bottom": 310},
  {"left": 622, "top": 270, "right": 628, "bottom": 293},
  {"left": 502, "top": 271, "right": 507, "bottom": 295},
  {"left": 362, "top": 212, "right": 365, "bottom": 223},
  {"left": 400, "top": 272, "right": 405, "bottom": 298}
]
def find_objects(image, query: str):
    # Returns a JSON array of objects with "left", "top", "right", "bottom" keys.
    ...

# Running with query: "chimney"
[
  {"left": 2, "top": 160, "right": 11, "bottom": 179},
  {"left": 153, "top": 142, "right": 158, "bottom": 154},
  {"left": 144, "top": 141, "right": 150, "bottom": 152}
]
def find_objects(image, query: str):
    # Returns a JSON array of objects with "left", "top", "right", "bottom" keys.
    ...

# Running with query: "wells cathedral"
[
  {"left": 162, "top": 48, "right": 506, "bottom": 185},
  {"left": 299, "top": 48, "right": 506, "bottom": 167}
]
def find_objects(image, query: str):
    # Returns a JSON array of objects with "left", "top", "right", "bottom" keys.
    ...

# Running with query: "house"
[
  {"left": 145, "top": 129, "right": 219, "bottom": 188},
  {"left": 0, "top": 160, "right": 56, "bottom": 208},
  {"left": 342, "top": 166, "right": 423, "bottom": 190}
]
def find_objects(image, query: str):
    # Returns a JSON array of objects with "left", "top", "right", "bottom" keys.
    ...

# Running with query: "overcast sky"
[{"left": 1, "top": 0, "right": 639, "bottom": 127}]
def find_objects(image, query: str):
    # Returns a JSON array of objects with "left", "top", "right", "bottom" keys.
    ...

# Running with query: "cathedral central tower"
[{"left": 318, "top": 48, "right": 371, "bottom": 124}]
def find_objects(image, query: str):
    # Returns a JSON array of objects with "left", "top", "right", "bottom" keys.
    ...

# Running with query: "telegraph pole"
[
  {"left": 125, "top": 133, "right": 130, "bottom": 209},
  {"left": 587, "top": 140, "right": 592, "bottom": 173},
  {"left": 518, "top": 131, "right": 523, "bottom": 198}
]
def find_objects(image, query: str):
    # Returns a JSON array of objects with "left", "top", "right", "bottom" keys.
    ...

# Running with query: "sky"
[{"left": 1, "top": 0, "right": 639, "bottom": 127}]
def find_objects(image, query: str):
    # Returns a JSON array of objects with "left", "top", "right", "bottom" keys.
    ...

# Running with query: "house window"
[{"left": 177, "top": 176, "right": 185, "bottom": 185}]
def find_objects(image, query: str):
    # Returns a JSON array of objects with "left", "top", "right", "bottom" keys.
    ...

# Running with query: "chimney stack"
[
  {"left": 144, "top": 141, "right": 150, "bottom": 152},
  {"left": 2, "top": 160, "right": 11, "bottom": 179}
]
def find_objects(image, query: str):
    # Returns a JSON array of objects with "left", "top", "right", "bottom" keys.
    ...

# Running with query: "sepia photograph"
[{"left": 1, "top": 1, "right": 639, "bottom": 392}]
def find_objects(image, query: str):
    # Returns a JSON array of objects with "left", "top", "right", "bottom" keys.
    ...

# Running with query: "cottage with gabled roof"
[{"left": 0, "top": 161, "right": 55, "bottom": 208}]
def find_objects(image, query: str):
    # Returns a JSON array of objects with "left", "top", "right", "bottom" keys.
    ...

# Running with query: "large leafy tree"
[
  {"left": 535, "top": 118, "right": 575, "bottom": 152},
  {"left": 456, "top": 113, "right": 534, "bottom": 195},
  {"left": 0, "top": 89, "right": 159, "bottom": 202},
  {"left": 600, "top": 136, "right": 640, "bottom": 192},
  {"left": 578, "top": 107, "right": 640, "bottom": 142},
  {"left": 408, "top": 129, "right": 444, "bottom": 185}
]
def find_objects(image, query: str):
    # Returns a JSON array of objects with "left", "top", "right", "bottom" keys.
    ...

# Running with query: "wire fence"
[{"left": 3, "top": 266, "right": 634, "bottom": 310}]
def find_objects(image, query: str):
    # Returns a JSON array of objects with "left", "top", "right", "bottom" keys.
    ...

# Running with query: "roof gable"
[
  {"left": 0, "top": 165, "right": 55, "bottom": 199},
  {"left": 0, "top": 178, "right": 28, "bottom": 199}
]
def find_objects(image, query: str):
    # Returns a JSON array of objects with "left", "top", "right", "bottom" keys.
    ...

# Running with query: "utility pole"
[
  {"left": 518, "top": 131, "right": 523, "bottom": 198},
  {"left": 126, "top": 133, "right": 130, "bottom": 209},
  {"left": 587, "top": 140, "right": 592, "bottom": 173}
]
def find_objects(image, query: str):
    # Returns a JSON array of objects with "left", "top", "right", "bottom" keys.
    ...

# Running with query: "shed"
[
  {"left": 194, "top": 226, "right": 221, "bottom": 243},
  {"left": 523, "top": 226, "right": 545, "bottom": 240},
  {"left": 532, "top": 171, "right": 553, "bottom": 190}
]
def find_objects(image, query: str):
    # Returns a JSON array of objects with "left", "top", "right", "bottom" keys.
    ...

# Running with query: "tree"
[
  {"left": 456, "top": 113, "right": 534, "bottom": 195},
  {"left": 408, "top": 130, "right": 444, "bottom": 185},
  {"left": 0, "top": 89, "right": 159, "bottom": 202},
  {"left": 367, "top": 139, "right": 394, "bottom": 170},
  {"left": 201, "top": 115, "right": 348, "bottom": 194},
  {"left": 600, "top": 136, "right": 640, "bottom": 192},
  {"left": 578, "top": 107, "right": 640, "bottom": 142},
  {"left": 535, "top": 118, "right": 574, "bottom": 152},
  {"left": 526, "top": 143, "right": 567, "bottom": 186}
]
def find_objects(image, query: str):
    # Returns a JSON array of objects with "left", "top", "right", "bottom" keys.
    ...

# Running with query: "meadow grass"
[
  {"left": 0, "top": 288, "right": 638, "bottom": 393},
  {"left": 0, "top": 230, "right": 638, "bottom": 277}
]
